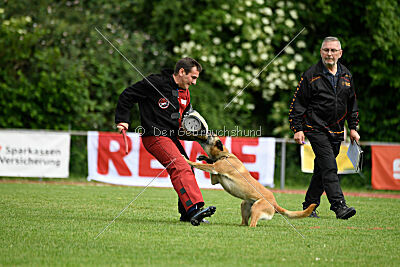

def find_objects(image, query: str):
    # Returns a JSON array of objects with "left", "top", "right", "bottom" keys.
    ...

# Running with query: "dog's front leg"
[
  {"left": 185, "top": 159, "right": 218, "bottom": 174},
  {"left": 197, "top": 155, "right": 215, "bottom": 164}
]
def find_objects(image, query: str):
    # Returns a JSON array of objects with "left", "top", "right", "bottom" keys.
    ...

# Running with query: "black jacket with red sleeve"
[
  {"left": 115, "top": 69, "right": 192, "bottom": 137},
  {"left": 288, "top": 60, "right": 359, "bottom": 141}
]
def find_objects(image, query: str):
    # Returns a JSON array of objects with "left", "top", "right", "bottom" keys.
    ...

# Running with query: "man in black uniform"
[
  {"left": 289, "top": 37, "right": 360, "bottom": 219},
  {"left": 115, "top": 57, "right": 216, "bottom": 226}
]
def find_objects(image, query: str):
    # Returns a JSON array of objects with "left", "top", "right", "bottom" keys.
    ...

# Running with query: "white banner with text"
[
  {"left": 87, "top": 132, "right": 276, "bottom": 189},
  {"left": 0, "top": 130, "right": 70, "bottom": 178}
]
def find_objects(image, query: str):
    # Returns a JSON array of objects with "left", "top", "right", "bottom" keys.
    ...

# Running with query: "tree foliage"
[
  {"left": 0, "top": 1, "right": 150, "bottom": 130},
  {"left": 0, "top": 0, "right": 399, "bottom": 142},
  {"left": 300, "top": 0, "right": 400, "bottom": 142}
]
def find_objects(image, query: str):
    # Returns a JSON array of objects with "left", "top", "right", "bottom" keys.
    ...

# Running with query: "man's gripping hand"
[
  {"left": 294, "top": 131, "right": 305, "bottom": 145},
  {"left": 350, "top": 129, "right": 360, "bottom": 143},
  {"left": 117, "top": 122, "right": 129, "bottom": 134}
]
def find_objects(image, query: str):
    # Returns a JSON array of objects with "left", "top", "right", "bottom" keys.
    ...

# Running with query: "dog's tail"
[{"left": 275, "top": 203, "right": 317, "bottom": 219}]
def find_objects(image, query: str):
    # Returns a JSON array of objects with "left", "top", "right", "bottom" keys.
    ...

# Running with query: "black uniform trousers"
[{"left": 303, "top": 131, "right": 345, "bottom": 210}]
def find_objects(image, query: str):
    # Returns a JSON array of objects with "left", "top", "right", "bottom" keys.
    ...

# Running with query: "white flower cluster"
[{"left": 173, "top": 0, "right": 307, "bottom": 109}]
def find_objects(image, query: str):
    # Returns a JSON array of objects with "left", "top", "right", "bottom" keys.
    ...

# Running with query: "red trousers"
[{"left": 141, "top": 136, "right": 204, "bottom": 211}]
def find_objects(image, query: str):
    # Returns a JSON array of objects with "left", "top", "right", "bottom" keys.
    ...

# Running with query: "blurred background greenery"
[{"left": 0, "top": 0, "right": 399, "bottom": 187}]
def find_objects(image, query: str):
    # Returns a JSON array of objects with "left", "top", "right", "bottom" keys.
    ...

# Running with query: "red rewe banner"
[
  {"left": 231, "top": 137, "right": 259, "bottom": 180},
  {"left": 97, "top": 132, "right": 132, "bottom": 176},
  {"left": 371, "top": 145, "right": 400, "bottom": 190},
  {"left": 87, "top": 132, "right": 276, "bottom": 189}
]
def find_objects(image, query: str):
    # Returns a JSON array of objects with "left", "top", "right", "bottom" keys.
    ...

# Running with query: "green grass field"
[{"left": 0, "top": 182, "right": 399, "bottom": 266}]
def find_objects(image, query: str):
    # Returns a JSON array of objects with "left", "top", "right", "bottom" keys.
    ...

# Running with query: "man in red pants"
[{"left": 115, "top": 57, "right": 215, "bottom": 226}]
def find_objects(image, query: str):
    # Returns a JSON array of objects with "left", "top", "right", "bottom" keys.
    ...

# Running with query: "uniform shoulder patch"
[{"left": 158, "top": 98, "right": 170, "bottom": 109}]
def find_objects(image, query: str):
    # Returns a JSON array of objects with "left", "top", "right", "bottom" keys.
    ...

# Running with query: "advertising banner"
[
  {"left": 301, "top": 143, "right": 356, "bottom": 174},
  {"left": 0, "top": 130, "right": 70, "bottom": 178},
  {"left": 87, "top": 132, "right": 276, "bottom": 189},
  {"left": 371, "top": 145, "right": 400, "bottom": 190}
]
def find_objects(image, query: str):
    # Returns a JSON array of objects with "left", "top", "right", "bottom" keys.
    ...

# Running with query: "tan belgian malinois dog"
[{"left": 185, "top": 135, "right": 316, "bottom": 227}]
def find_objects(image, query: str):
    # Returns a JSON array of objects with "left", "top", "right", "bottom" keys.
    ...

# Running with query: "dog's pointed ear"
[{"left": 216, "top": 140, "right": 224, "bottom": 151}]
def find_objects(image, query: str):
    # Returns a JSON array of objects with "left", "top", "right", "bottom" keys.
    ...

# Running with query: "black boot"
[
  {"left": 189, "top": 206, "right": 216, "bottom": 226},
  {"left": 331, "top": 201, "right": 356, "bottom": 219}
]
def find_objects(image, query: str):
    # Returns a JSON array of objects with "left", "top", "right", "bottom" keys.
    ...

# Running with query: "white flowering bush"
[
  {"left": 1, "top": 0, "right": 315, "bottom": 136},
  {"left": 172, "top": 0, "right": 310, "bottom": 134}
]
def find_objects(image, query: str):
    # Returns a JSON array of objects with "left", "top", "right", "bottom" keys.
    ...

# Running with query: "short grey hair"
[{"left": 321, "top": 36, "right": 341, "bottom": 49}]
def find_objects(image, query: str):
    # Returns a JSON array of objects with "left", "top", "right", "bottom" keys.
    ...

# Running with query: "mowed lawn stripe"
[{"left": 0, "top": 183, "right": 399, "bottom": 266}]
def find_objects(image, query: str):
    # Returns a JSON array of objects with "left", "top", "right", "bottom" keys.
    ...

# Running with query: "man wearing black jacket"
[
  {"left": 115, "top": 57, "right": 215, "bottom": 226},
  {"left": 289, "top": 37, "right": 360, "bottom": 219}
]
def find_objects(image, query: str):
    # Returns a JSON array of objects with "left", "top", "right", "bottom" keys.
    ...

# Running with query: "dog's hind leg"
[
  {"left": 210, "top": 174, "right": 221, "bottom": 185},
  {"left": 241, "top": 200, "right": 253, "bottom": 226},
  {"left": 249, "top": 199, "right": 274, "bottom": 227}
]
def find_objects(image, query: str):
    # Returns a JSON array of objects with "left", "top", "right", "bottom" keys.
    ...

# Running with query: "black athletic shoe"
[
  {"left": 309, "top": 210, "right": 320, "bottom": 218},
  {"left": 190, "top": 206, "right": 216, "bottom": 226},
  {"left": 334, "top": 204, "right": 356, "bottom": 219},
  {"left": 303, "top": 203, "right": 319, "bottom": 218}
]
